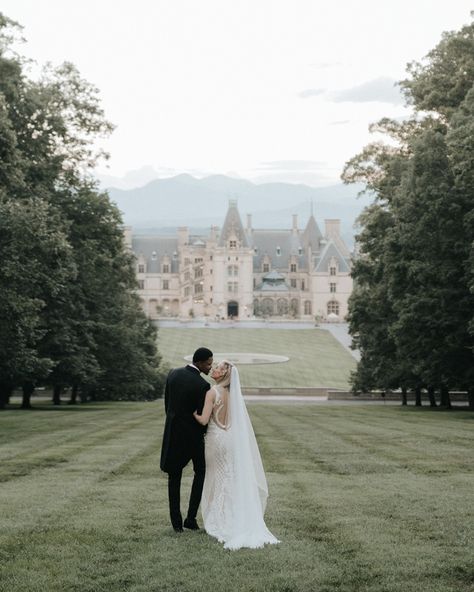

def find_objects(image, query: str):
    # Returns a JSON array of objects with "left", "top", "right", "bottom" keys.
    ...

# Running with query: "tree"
[
  {"left": 0, "top": 198, "right": 75, "bottom": 408},
  {"left": 343, "top": 16, "right": 474, "bottom": 406},
  {"left": 0, "top": 13, "right": 165, "bottom": 405}
]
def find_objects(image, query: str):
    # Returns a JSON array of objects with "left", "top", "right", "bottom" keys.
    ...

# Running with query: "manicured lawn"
[
  {"left": 157, "top": 327, "right": 356, "bottom": 389},
  {"left": 1, "top": 402, "right": 473, "bottom": 592}
]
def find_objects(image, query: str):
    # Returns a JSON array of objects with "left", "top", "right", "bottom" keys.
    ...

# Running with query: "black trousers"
[{"left": 167, "top": 443, "right": 205, "bottom": 528}]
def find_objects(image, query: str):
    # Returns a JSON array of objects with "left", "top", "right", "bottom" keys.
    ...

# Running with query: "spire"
[{"left": 218, "top": 199, "right": 249, "bottom": 247}]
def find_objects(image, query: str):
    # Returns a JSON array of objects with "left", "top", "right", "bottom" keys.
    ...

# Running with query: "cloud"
[
  {"left": 257, "top": 160, "right": 327, "bottom": 172},
  {"left": 331, "top": 77, "right": 404, "bottom": 105},
  {"left": 298, "top": 88, "right": 326, "bottom": 99},
  {"left": 309, "top": 61, "right": 343, "bottom": 69},
  {"left": 330, "top": 120, "right": 350, "bottom": 126},
  {"left": 251, "top": 160, "right": 334, "bottom": 187}
]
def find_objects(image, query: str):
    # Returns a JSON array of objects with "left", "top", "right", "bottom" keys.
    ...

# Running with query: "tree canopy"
[
  {"left": 343, "top": 17, "right": 474, "bottom": 409},
  {"left": 0, "top": 14, "right": 165, "bottom": 408}
]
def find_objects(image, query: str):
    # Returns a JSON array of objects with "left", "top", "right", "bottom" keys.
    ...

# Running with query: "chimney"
[
  {"left": 325, "top": 219, "right": 340, "bottom": 239},
  {"left": 123, "top": 226, "right": 132, "bottom": 248},
  {"left": 178, "top": 226, "right": 189, "bottom": 246}
]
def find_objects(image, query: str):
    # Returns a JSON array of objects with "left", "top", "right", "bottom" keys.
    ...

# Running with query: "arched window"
[
  {"left": 253, "top": 299, "right": 260, "bottom": 316},
  {"left": 277, "top": 299, "right": 288, "bottom": 316},
  {"left": 290, "top": 299, "right": 299, "bottom": 316},
  {"left": 327, "top": 300, "right": 339, "bottom": 315},
  {"left": 304, "top": 300, "right": 312, "bottom": 315},
  {"left": 261, "top": 298, "right": 274, "bottom": 316}
]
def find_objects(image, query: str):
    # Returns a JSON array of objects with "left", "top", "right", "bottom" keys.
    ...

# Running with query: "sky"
[{"left": 1, "top": 0, "right": 473, "bottom": 187}]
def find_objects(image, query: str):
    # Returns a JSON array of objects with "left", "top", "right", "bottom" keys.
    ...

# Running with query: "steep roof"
[
  {"left": 131, "top": 236, "right": 179, "bottom": 273},
  {"left": 314, "top": 240, "right": 351, "bottom": 273},
  {"left": 302, "top": 215, "right": 323, "bottom": 250},
  {"left": 217, "top": 200, "right": 249, "bottom": 247},
  {"left": 250, "top": 229, "right": 308, "bottom": 270}
]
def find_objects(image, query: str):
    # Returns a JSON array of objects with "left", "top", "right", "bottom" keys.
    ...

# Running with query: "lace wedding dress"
[{"left": 201, "top": 366, "right": 279, "bottom": 550}]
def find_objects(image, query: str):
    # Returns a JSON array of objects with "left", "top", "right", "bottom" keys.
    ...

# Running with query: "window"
[
  {"left": 290, "top": 299, "right": 299, "bottom": 316},
  {"left": 195, "top": 267, "right": 203, "bottom": 279},
  {"left": 290, "top": 279, "right": 297, "bottom": 288},
  {"left": 261, "top": 298, "right": 274, "bottom": 316},
  {"left": 229, "top": 240, "right": 237, "bottom": 248},
  {"left": 304, "top": 300, "right": 312, "bottom": 315},
  {"left": 330, "top": 266, "right": 336, "bottom": 276},
  {"left": 227, "top": 282, "right": 238, "bottom": 293},
  {"left": 330, "top": 283, "right": 336, "bottom": 293},
  {"left": 263, "top": 263, "right": 270, "bottom": 273},
  {"left": 163, "top": 280, "right": 169, "bottom": 290},
  {"left": 194, "top": 257, "right": 203, "bottom": 263},
  {"left": 138, "top": 264, "right": 145, "bottom": 273},
  {"left": 254, "top": 247, "right": 258, "bottom": 254},
  {"left": 276, "top": 246, "right": 281, "bottom": 256},
  {"left": 210, "top": 255, "right": 213, "bottom": 261},
  {"left": 138, "top": 280, "right": 145, "bottom": 290},
  {"left": 298, "top": 247, "right": 303, "bottom": 256},
  {"left": 184, "top": 286, "right": 190, "bottom": 297},
  {"left": 301, "top": 280, "right": 305, "bottom": 291},
  {"left": 151, "top": 251, "right": 157, "bottom": 260},
  {"left": 194, "top": 283, "right": 203, "bottom": 294},
  {"left": 184, "top": 271, "right": 190, "bottom": 282},
  {"left": 327, "top": 301, "right": 339, "bottom": 315},
  {"left": 227, "top": 265, "right": 238, "bottom": 276},
  {"left": 290, "top": 263, "right": 297, "bottom": 272},
  {"left": 162, "top": 264, "right": 169, "bottom": 273}
]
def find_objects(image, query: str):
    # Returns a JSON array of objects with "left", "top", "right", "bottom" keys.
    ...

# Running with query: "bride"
[{"left": 193, "top": 360, "right": 279, "bottom": 550}]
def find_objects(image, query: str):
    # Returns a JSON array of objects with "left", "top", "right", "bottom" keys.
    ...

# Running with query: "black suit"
[{"left": 160, "top": 365, "right": 209, "bottom": 529}]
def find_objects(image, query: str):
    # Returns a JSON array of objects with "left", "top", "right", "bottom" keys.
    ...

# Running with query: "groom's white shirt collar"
[{"left": 187, "top": 363, "right": 200, "bottom": 372}]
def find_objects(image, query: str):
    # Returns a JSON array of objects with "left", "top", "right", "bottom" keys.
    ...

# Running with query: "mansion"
[{"left": 124, "top": 200, "right": 353, "bottom": 322}]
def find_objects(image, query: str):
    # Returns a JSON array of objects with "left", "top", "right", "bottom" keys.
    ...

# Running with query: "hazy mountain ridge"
[{"left": 105, "top": 174, "right": 371, "bottom": 246}]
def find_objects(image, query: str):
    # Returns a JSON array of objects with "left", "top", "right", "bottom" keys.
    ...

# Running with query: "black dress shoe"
[
  {"left": 183, "top": 518, "right": 200, "bottom": 530},
  {"left": 173, "top": 525, "right": 184, "bottom": 533}
]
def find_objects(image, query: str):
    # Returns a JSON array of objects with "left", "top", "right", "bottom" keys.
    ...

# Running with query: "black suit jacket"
[{"left": 160, "top": 365, "right": 209, "bottom": 473}]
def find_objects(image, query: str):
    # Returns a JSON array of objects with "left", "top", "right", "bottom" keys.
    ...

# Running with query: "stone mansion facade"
[{"left": 124, "top": 200, "right": 353, "bottom": 322}]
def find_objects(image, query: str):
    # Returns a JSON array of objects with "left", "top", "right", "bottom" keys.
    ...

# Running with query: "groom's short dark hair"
[{"left": 193, "top": 347, "right": 213, "bottom": 363}]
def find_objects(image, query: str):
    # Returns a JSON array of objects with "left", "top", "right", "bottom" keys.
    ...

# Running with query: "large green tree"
[
  {"left": 343, "top": 17, "right": 474, "bottom": 408},
  {"left": 0, "top": 14, "right": 165, "bottom": 406}
]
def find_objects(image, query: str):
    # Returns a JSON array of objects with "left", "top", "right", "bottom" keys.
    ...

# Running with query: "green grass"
[
  {"left": 157, "top": 327, "right": 356, "bottom": 389},
  {"left": 1, "top": 402, "right": 473, "bottom": 592}
]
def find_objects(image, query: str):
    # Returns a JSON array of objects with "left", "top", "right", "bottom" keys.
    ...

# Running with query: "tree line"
[
  {"left": 0, "top": 14, "right": 166, "bottom": 409},
  {"left": 343, "top": 17, "right": 474, "bottom": 409}
]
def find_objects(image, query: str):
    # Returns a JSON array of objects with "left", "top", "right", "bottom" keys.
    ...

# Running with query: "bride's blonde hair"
[{"left": 214, "top": 360, "right": 233, "bottom": 388}]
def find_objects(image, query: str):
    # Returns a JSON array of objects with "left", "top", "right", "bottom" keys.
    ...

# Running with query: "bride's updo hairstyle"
[{"left": 214, "top": 360, "right": 233, "bottom": 388}]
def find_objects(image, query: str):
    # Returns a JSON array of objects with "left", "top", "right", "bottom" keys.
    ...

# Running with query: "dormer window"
[
  {"left": 138, "top": 264, "right": 145, "bottom": 273},
  {"left": 254, "top": 247, "right": 258, "bottom": 254},
  {"left": 330, "top": 266, "right": 337, "bottom": 276},
  {"left": 290, "top": 263, "right": 297, "bottom": 273},
  {"left": 162, "top": 264, "right": 170, "bottom": 273},
  {"left": 298, "top": 247, "right": 303, "bottom": 256},
  {"left": 276, "top": 246, "right": 281, "bottom": 256},
  {"left": 151, "top": 251, "right": 157, "bottom": 260}
]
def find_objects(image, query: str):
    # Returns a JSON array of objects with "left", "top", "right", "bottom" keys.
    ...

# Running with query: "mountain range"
[{"left": 104, "top": 173, "right": 372, "bottom": 246}]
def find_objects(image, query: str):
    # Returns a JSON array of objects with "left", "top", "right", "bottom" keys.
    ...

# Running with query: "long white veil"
[{"left": 225, "top": 365, "right": 279, "bottom": 550}]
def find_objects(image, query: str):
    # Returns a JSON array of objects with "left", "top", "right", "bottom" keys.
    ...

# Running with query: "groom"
[{"left": 160, "top": 347, "right": 213, "bottom": 532}]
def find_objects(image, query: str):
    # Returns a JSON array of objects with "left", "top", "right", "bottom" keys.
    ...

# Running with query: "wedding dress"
[{"left": 201, "top": 365, "right": 279, "bottom": 550}]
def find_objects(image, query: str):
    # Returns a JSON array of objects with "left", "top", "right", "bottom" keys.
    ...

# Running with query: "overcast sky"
[{"left": 2, "top": 1, "right": 473, "bottom": 186}]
